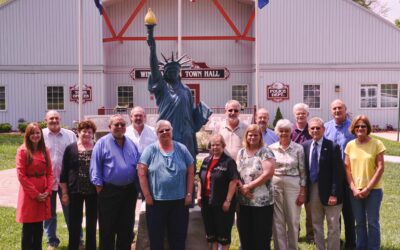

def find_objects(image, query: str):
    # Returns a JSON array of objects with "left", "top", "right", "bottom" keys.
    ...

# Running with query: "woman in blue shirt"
[{"left": 138, "top": 120, "right": 194, "bottom": 250}]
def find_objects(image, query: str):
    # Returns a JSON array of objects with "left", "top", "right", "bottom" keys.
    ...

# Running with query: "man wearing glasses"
[
  {"left": 324, "top": 99, "right": 356, "bottom": 250},
  {"left": 303, "top": 117, "right": 344, "bottom": 250},
  {"left": 214, "top": 100, "right": 248, "bottom": 160},
  {"left": 90, "top": 114, "right": 140, "bottom": 250}
]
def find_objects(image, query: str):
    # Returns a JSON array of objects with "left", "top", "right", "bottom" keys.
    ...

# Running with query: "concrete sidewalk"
[{"left": 0, "top": 168, "right": 142, "bottom": 226}]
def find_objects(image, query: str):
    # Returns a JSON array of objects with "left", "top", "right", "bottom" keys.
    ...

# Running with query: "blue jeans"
[
  {"left": 44, "top": 189, "right": 83, "bottom": 246},
  {"left": 350, "top": 189, "right": 383, "bottom": 250}
]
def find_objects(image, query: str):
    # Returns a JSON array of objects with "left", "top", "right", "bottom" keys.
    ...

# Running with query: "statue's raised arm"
[{"left": 146, "top": 26, "right": 162, "bottom": 85}]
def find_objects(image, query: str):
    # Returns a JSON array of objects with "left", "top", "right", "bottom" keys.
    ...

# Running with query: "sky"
[{"left": 384, "top": 0, "right": 400, "bottom": 22}]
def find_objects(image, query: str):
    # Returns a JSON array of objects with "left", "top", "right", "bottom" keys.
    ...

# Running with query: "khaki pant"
[
  {"left": 310, "top": 183, "right": 342, "bottom": 250},
  {"left": 272, "top": 175, "right": 301, "bottom": 250}
]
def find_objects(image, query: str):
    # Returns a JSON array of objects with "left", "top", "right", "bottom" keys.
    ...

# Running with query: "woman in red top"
[
  {"left": 197, "top": 134, "right": 239, "bottom": 250},
  {"left": 16, "top": 122, "right": 53, "bottom": 250}
]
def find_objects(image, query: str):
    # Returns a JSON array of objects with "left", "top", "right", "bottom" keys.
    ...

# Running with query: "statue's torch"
[{"left": 144, "top": 8, "right": 157, "bottom": 40}]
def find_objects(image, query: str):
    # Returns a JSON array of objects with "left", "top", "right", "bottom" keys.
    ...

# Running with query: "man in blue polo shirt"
[
  {"left": 324, "top": 99, "right": 356, "bottom": 250},
  {"left": 256, "top": 108, "right": 278, "bottom": 146},
  {"left": 90, "top": 114, "right": 140, "bottom": 250}
]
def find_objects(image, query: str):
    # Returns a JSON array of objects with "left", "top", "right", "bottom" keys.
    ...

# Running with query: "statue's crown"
[{"left": 159, "top": 52, "right": 191, "bottom": 70}]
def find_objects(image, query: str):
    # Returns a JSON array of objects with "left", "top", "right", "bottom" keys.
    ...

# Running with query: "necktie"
[{"left": 310, "top": 142, "right": 319, "bottom": 182}]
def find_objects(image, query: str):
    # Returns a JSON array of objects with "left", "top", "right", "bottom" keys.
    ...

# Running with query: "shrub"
[
  {"left": 0, "top": 123, "right": 12, "bottom": 133},
  {"left": 272, "top": 107, "right": 284, "bottom": 127},
  {"left": 18, "top": 123, "right": 28, "bottom": 133},
  {"left": 37, "top": 121, "right": 47, "bottom": 129}
]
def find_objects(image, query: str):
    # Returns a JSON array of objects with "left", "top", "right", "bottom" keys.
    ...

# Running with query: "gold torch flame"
[{"left": 144, "top": 8, "right": 157, "bottom": 25}]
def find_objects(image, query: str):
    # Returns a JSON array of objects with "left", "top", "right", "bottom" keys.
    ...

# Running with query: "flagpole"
[
  {"left": 255, "top": 1, "right": 259, "bottom": 109},
  {"left": 78, "top": 0, "right": 83, "bottom": 122},
  {"left": 178, "top": 0, "right": 182, "bottom": 57}
]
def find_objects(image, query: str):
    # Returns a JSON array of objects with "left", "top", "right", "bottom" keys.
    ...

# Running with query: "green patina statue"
[{"left": 145, "top": 18, "right": 212, "bottom": 160}]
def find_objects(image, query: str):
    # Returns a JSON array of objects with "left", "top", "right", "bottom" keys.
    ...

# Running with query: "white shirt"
[
  {"left": 214, "top": 120, "right": 247, "bottom": 160},
  {"left": 125, "top": 124, "right": 157, "bottom": 154},
  {"left": 43, "top": 127, "right": 77, "bottom": 191}
]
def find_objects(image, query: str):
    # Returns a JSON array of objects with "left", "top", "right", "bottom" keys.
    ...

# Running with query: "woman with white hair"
[
  {"left": 269, "top": 119, "right": 307, "bottom": 250},
  {"left": 138, "top": 120, "right": 195, "bottom": 250}
]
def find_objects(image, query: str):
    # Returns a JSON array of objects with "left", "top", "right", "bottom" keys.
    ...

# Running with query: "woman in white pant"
[{"left": 269, "top": 119, "right": 307, "bottom": 250}]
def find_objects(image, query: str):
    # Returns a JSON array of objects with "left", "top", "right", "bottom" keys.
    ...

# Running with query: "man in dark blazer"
[{"left": 303, "top": 117, "right": 344, "bottom": 250}]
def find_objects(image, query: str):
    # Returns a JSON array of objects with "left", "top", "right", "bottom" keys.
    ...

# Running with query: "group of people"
[
  {"left": 198, "top": 99, "right": 385, "bottom": 250},
  {"left": 15, "top": 98, "right": 385, "bottom": 250}
]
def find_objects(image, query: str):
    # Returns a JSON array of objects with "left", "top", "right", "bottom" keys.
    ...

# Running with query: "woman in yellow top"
[{"left": 344, "top": 115, "right": 385, "bottom": 250}]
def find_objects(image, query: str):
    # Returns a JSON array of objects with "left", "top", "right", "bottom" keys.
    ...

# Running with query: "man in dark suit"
[{"left": 303, "top": 117, "right": 344, "bottom": 250}]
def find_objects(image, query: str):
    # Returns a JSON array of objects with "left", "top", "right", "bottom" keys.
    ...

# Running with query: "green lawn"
[
  {"left": 371, "top": 134, "right": 400, "bottom": 156},
  {"left": 0, "top": 134, "right": 23, "bottom": 171},
  {"left": 1, "top": 163, "right": 399, "bottom": 249}
]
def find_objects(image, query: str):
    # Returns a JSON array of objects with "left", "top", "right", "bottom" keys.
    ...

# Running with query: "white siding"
[
  {"left": 103, "top": 0, "right": 253, "bottom": 67},
  {"left": 258, "top": 69, "right": 400, "bottom": 128},
  {"left": 0, "top": 71, "right": 104, "bottom": 128},
  {"left": 0, "top": 0, "right": 105, "bottom": 128},
  {"left": 0, "top": 0, "right": 103, "bottom": 66},
  {"left": 258, "top": 0, "right": 400, "bottom": 64}
]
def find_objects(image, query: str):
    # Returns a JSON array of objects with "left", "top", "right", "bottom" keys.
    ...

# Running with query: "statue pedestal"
[{"left": 136, "top": 203, "right": 208, "bottom": 250}]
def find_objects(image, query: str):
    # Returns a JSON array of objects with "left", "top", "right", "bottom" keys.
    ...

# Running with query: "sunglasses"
[
  {"left": 355, "top": 125, "right": 367, "bottom": 129},
  {"left": 113, "top": 123, "right": 126, "bottom": 127},
  {"left": 310, "top": 127, "right": 321, "bottom": 131},
  {"left": 158, "top": 128, "right": 171, "bottom": 134},
  {"left": 228, "top": 109, "right": 239, "bottom": 113}
]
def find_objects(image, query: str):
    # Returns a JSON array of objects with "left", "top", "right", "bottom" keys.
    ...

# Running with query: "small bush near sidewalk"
[{"left": 0, "top": 123, "right": 12, "bottom": 133}]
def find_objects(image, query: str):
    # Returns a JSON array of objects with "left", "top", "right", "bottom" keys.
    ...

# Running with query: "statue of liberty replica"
[{"left": 145, "top": 9, "right": 212, "bottom": 160}]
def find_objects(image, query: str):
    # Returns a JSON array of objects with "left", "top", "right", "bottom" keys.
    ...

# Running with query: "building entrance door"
[{"left": 186, "top": 84, "right": 200, "bottom": 105}]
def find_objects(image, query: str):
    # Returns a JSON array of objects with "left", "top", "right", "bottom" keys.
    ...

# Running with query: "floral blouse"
[
  {"left": 236, "top": 147, "right": 275, "bottom": 207},
  {"left": 269, "top": 141, "right": 306, "bottom": 187}
]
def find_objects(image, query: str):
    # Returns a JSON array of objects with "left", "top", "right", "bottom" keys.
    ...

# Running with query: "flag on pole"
[
  {"left": 94, "top": 0, "right": 103, "bottom": 15},
  {"left": 258, "top": 0, "right": 269, "bottom": 9}
]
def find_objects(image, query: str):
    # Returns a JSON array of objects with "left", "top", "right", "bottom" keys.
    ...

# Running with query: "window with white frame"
[
  {"left": 381, "top": 84, "right": 398, "bottom": 108},
  {"left": 303, "top": 85, "right": 320, "bottom": 108},
  {"left": 360, "top": 84, "right": 399, "bottom": 108},
  {"left": 47, "top": 86, "right": 64, "bottom": 110},
  {"left": 232, "top": 85, "right": 248, "bottom": 108},
  {"left": 0, "top": 86, "right": 5, "bottom": 110},
  {"left": 117, "top": 86, "right": 134, "bottom": 108}
]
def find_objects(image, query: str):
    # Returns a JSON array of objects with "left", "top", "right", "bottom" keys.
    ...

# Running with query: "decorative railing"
[{"left": 97, "top": 105, "right": 257, "bottom": 116}]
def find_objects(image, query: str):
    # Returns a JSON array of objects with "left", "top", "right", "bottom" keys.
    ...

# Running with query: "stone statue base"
[{"left": 136, "top": 203, "right": 208, "bottom": 250}]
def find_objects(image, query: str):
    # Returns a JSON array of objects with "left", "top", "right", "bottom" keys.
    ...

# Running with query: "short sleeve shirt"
[
  {"left": 345, "top": 138, "right": 385, "bottom": 189},
  {"left": 139, "top": 141, "right": 194, "bottom": 200},
  {"left": 236, "top": 147, "right": 275, "bottom": 207},
  {"left": 269, "top": 141, "right": 307, "bottom": 187}
]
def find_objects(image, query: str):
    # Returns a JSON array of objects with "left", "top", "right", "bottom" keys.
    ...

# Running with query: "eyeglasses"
[
  {"left": 113, "top": 123, "right": 126, "bottom": 127},
  {"left": 228, "top": 109, "right": 239, "bottom": 113},
  {"left": 158, "top": 128, "right": 171, "bottom": 134},
  {"left": 355, "top": 125, "right": 367, "bottom": 129},
  {"left": 310, "top": 127, "right": 321, "bottom": 131}
]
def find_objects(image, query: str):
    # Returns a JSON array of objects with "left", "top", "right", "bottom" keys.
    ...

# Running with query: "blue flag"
[
  {"left": 258, "top": 0, "right": 269, "bottom": 9},
  {"left": 94, "top": 0, "right": 103, "bottom": 15}
]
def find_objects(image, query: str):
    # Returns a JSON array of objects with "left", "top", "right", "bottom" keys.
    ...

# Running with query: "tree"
[
  {"left": 272, "top": 107, "right": 283, "bottom": 128},
  {"left": 395, "top": 19, "right": 400, "bottom": 29},
  {"left": 353, "top": 0, "right": 389, "bottom": 17}
]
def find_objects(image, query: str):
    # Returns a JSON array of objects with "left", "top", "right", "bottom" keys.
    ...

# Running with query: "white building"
[{"left": 1, "top": 0, "right": 399, "bottom": 129}]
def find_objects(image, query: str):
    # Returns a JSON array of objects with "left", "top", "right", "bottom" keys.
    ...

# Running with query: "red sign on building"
[
  {"left": 70, "top": 84, "right": 92, "bottom": 104},
  {"left": 266, "top": 82, "right": 289, "bottom": 102}
]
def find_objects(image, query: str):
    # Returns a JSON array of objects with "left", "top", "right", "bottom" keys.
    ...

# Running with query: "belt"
[
  {"left": 104, "top": 182, "right": 134, "bottom": 189},
  {"left": 27, "top": 172, "right": 46, "bottom": 178}
]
